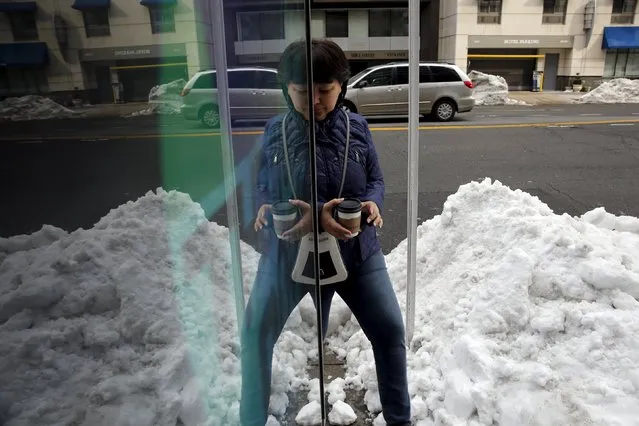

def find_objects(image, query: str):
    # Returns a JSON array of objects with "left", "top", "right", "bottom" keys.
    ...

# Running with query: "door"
[
  {"left": 227, "top": 69, "right": 259, "bottom": 119},
  {"left": 392, "top": 65, "right": 439, "bottom": 114},
  {"left": 253, "top": 69, "right": 288, "bottom": 118},
  {"left": 469, "top": 59, "right": 536, "bottom": 90},
  {"left": 543, "top": 53, "right": 559, "bottom": 91},
  {"left": 95, "top": 66, "right": 113, "bottom": 103},
  {"left": 392, "top": 65, "right": 409, "bottom": 115},
  {"left": 353, "top": 67, "right": 395, "bottom": 115}
]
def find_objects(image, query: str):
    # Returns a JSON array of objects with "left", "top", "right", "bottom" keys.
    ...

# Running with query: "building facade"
[
  {"left": 0, "top": 0, "right": 441, "bottom": 103},
  {"left": 0, "top": 0, "right": 215, "bottom": 103},
  {"left": 222, "top": 0, "right": 440, "bottom": 76},
  {"left": 439, "top": 0, "right": 639, "bottom": 91}
]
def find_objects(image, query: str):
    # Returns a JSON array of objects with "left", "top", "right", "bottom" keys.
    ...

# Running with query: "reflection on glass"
[{"left": 241, "top": 38, "right": 411, "bottom": 425}]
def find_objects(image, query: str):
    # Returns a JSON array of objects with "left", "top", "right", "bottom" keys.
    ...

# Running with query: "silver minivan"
[
  {"left": 343, "top": 62, "right": 475, "bottom": 121},
  {"left": 180, "top": 66, "right": 287, "bottom": 128}
]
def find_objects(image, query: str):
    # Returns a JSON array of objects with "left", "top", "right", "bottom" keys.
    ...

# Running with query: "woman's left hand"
[
  {"left": 362, "top": 201, "right": 383, "bottom": 228},
  {"left": 281, "top": 199, "right": 312, "bottom": 241}
]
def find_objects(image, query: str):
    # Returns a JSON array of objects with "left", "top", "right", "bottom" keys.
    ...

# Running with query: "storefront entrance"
[
  {"left": 79, "top": 43, "right": 189, "bottom": 103},
  {"left": 467, "top": 49, "right": 538, "bottom": 91}
]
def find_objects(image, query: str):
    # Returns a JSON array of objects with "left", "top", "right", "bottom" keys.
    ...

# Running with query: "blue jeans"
[{"left": 240, "top": 249, "right": 410, "bottom": 426}]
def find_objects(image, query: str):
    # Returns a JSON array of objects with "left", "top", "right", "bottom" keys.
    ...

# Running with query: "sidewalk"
[
  {"left": 507, "top": 90, "right": 583, "bottom": 106},
  {"left": 74, "top": 102, "right": 149, "bottom": 118}
]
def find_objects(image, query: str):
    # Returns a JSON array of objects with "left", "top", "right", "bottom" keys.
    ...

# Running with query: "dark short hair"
[{"left": 278, "top": 38, "right": 350, "bottom": 86}]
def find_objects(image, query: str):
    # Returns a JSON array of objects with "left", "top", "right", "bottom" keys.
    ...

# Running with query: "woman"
[{"left": 241, "top": 39, "right": 410, "bottom": 426}]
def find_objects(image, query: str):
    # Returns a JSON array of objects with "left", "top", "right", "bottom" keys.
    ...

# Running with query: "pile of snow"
[
  {"left": 0, "top": 189, "right": 322, "bottom": 426},
  {"left": 468, "top": 71, "right": 529, "bottom": 106},
  {"left": 0, "top": 95, "right": 79, "bottom": 121},
  {"left": 3, "top": 179, "right": 639, "bottom": 426},
  {"left": 127, "top": 79, "right": 185, "bottom": 117},
  {"left": 329, "top": 178, "right": 639, "bottom": 426},
  {"left": 576, "top": 78, "right": 639, "bottom": 104}
]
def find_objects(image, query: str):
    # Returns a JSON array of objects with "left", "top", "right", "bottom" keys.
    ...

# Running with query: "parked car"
[
  {"left": 180, "top": 66, "right": 287, "bottom": 128},
  {"left": 343, "top": 62, "right": 475, "bottom": 122},
  {"left": 181, "top": 62, "right": 475, "bottom": 128}
]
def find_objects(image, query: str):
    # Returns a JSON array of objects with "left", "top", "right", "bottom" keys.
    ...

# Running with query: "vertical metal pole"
[
  {"left": 406, "top": 0, "right": 420, "bottom": 345},
  {"left": 210, "top": 0, "right": 245, "bottom": 335},
  {"left": 302, "top": 3, "right": 327, "bottom": 424}
]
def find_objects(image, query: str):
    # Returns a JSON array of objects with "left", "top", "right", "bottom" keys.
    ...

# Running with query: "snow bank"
[
  {"left": 4, "top": 179, "right": 639, "bottom": 425},
  {"left": 329, "top": 178, "right": 639, "bottom": 426},
  {"left": 0, "top": 95, "right": 79, "bottom": 121},
  {"left": 576, "top": 78, "right": 639, "bottom": 104},
  {"left": 0, "top": 189, "right": 319, "bottom": 426},
  {"left": 468, "top": 71, "right": 529, "bottom": 106},
  {"left": 127, "top": 79, "right": 185, "bottom": 117}
]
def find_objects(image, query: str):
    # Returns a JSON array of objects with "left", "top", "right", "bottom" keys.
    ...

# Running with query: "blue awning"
[
  {"left": 140, "top": 0, "right": 176, "bottom": 7},
  {"left": 0, "top": 2, "right": 36, "bottom": 12},
  {"left": 71, "top": 0, "right": 110, "bottom": 10},
  {"left": 602, "top": 26, "right": 639, "bottom": 49},
  {"left": 0, "top": 42, "right": 49, "bottom": 67}
]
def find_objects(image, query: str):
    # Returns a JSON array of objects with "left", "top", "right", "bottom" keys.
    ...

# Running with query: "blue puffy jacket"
[{"left": 256, "top": 107, "right": 385, "bottom": 272}]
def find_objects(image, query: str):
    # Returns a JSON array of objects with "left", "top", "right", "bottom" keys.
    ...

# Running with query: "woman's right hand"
[
  {"left": 254, "top": 204, "right": 272, "bottom": 232},
  {"left": 321, "top": 198, "right": 352, "bottom": 241}
]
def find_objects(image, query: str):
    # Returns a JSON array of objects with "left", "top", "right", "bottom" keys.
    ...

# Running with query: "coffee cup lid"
[
  {"left": 337, "top": 198, "right": 362, "bottom": 213},
  {"left": 273, "top": 201, "right": 296, "bottom": 215}
]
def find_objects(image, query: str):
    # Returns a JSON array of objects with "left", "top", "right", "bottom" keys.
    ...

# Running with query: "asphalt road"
[{"left": 2, "top": 103, "right": 639, "bottom": 257}]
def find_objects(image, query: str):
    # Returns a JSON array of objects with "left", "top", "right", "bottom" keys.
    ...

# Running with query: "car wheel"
[
  {"left": 433, "top": 100, "right": 456, "bottom": 122},
  {"left": 200, "top": 105, "right": 220, "bottom": 128},
  {"left": 341, "top": 100, "right": 357, "bottom": 114}
]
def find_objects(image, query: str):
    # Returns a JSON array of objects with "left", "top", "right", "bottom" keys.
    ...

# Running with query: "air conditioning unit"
[
  {"left": 611, "top": 14, "right": 634, "bottom": 24},
  {"left": 478, "top": 15, "right": 501, "bottom": 24},
  {"left": 542, "top": 14, "right": 564, "bottom": 24}
]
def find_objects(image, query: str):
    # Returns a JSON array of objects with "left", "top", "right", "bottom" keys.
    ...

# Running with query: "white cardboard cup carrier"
[{"left": 282, "top": 110, "right": 352, "bottom": 286}]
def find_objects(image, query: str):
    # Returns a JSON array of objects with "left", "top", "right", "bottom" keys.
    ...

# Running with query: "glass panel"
[
  {"left": 479, "top": 0, "right": 502, "bottom": 14},
  {"left": 430, "top": 65, "right": 463, "bottom": 82},
  {"left": 325, "top": 11, "right": 349, "bottom": 38},
  {"left": 391, "top": 9, "right": 409, "bottom": 37},
  {"left": 626, "top": 49, "right": 639, "bottom": 76},
  {"left": 364, "top": 68, "right": 393, "bottom": 86},
  {"left": 368, "top": 10, "right": 390, "bottom": 37},
  {"left": 9, "top": 0, "right": 638, "bottom": 425},
  {"left": 0, "top": 0, "right": 320, "bottom": 425},
  {"left": 238, "top": 11, "right": 285, "bottom": 41},
  {"left": 604, "top": 50, "right": 618, "bottom": 77},
  {"left": 369, "top": 9, "right": 408, "bottom": 37},
  {"left": 83, "top": 9, "right": 111, "bottom": 37},
  {"left": 9, "top": 12, "right": 39, "bottom": 41},
  {"left": 615, "top": 50, "right": 629, "bottom": 77},
  {"left": 321, "top": 9, "right": 413, "bottom": 426},
  {"left": 149, "top": 6, "right": 176, "bottom": 34}
]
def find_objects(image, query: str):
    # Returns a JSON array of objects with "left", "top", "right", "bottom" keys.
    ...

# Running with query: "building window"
[
  {"left": 477, "top": 0, "right": 502, "bottom": 24},
  {"left": 0, "top": 68, "right": 48, "bottom": 95},
  {"left": 604, "top": 49, "right": 639, "bottom": 78},
  {"left": 237, "top": 12, "right": 284, "bottom": 41},
  {"left": 368, "top": 9, "right": 408, "bottom": 37},
  {"left": 82, "top": 9, "right": 110, "bottom": 37},
  {"left": 8, "top": 12, "right": 38, "bottom": 41},
  {"left": 149, "top": 7, "right": 176, "bottom": 33},
  {"left": 325, "top": 11, "right": 348, "bottom": 38},
  {"left": 542, "top": 0, "right": 568, "bottom": 24},
  {"left": 611, "top": 0, "right": 637, "bottom": 23},
  {"left": 360, "top": 68, "right": 393, "bottom": 86}
]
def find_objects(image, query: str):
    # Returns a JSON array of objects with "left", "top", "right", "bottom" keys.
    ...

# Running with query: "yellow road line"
[{"left": 2, "top": 119, "right": 638, "bottom": 141}]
